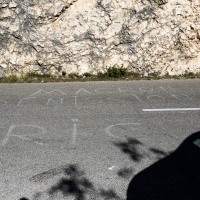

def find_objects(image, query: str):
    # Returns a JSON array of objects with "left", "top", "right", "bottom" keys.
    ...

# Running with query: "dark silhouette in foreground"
[{"left": 127, "top": 131, "right": 200, "bottom": 200}]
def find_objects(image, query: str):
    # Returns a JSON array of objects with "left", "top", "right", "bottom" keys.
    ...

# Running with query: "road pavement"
[{"left": 0, "top": 79, "right": 200, "bottom": 200}]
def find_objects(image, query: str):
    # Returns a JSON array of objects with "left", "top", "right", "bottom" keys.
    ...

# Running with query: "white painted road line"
[{"left": 143, "top": 108, "right": 200, "bottom": 112}]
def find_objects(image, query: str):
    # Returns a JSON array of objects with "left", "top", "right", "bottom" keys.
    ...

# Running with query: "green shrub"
[
  {"left": 183, "top": 71, "right": 195, "bottom": 78},
  {"left": 23, "top": 72, "right": 53, "bottom": 83},
  {"left": 129, "top": 72, "right": 141, "bottom": 78},
  {"left": 5, "top": 75, "right": 19, "bottom": 83},
  {"left": 68, "top": 73, "right": 81, "bottom": 79},
  {"left": 148, "top": 72, "right": 161, "bottom": 78},
  {"left": 96, "top": 65, "right": 136, "bottom": 79},
  {"left": 25, "top": 72, "right": 40, "bottom": 78},
  {"left": 83, "top": 72, "right": 94, "bottom": 77},
  {"left": 107, "top": 65, "right": 128, "bottom": 78},
  {"left": 97, "top": 71, "right": 108, "bottom": 78}
]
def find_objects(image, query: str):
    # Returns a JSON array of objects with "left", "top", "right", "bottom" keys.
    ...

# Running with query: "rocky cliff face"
[{"left": 0, "top": 0, "right": 200, "bottom": 76}]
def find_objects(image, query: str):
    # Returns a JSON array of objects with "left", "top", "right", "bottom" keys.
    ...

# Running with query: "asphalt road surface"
[{"left": 0, "top": 80, "right": 200, "bottom": 200}]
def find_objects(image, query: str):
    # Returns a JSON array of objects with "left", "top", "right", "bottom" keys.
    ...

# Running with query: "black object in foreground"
[{"left": 127, "top": 131, "right": 200, "bottom": 200}]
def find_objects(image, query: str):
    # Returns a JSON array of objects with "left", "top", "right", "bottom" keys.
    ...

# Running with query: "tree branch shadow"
[
  {"left": 114, "top": 138, "right": 144, "bottom": 162},
  {"left": 48, "top": 164, "right": 94, "bottom": 200},
  {"left": 114, "top": 137, "right": 170, "bottom": 180},
  {"left": 117, "top": 168, "right": 135, "bottom": 179},
  {"left": 19, "top": 164, "right": 123, "bottom": 200}
]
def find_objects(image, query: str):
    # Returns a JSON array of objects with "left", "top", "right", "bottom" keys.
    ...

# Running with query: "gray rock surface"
[{"left": 0, "top": 0, "right": 200, "bottom": 76}]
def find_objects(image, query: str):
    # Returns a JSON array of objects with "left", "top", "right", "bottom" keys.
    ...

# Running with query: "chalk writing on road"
[
  {"left": 75, "top": 88, "right": 92, "bottom": 95},
  {"left": 0, "top": 100, "right": 7, "bottom": 106},
  {"left": 1, "top": 125, "right": 47, "bottom": 147},
  {"left": 73, "top": 96, "right": 78, "bottom": 107},
  {"left": 1, "top": 119, "right": 80, "bottom": 148},
  {"left": 1, "top": 121, "right": 141, "bottom": 148},
  {"left": 6, "top": 86, "right": 194, "bottom": 106},
  {"left": 105, "top": 123, "right": 141, "bottom": 140},
  {"left": 29, "top": 89, "right": 66, "bottom": 96},
  {"left": 18, "top": 90, "right": 66, "bottom": 106},
  {"left": 72, "top": 119, "right": 79, "bottom": 145},
  {"left": 147, "top": 95, "right": 165, "bottom": 101},
  {"left": 46, "top": 98, "right": 64, "bottom": 106}
]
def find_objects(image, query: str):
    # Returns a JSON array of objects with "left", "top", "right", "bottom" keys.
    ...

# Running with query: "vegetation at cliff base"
[{"left": 0, "top": 67, "right": 200, "bottom": 83}]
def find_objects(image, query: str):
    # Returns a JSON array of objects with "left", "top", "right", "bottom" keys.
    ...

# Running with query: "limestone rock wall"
[{"left": 0, "top": 0, "right": 200, "bottom": 76}]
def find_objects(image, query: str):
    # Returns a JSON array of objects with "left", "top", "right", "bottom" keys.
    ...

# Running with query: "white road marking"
[{"left": 143, "top": 108, "right": 200, "bottom": 112}]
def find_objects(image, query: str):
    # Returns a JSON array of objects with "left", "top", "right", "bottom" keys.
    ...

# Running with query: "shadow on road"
[
  {"left": 126, "top": 131, "right": 200, "bottom": 200},
  {"left": 20, "top": 131, "right": 200, "bottom": 200},
  {"left": 114, "top": 138, "right": 144, "bottom": 162},
  {"left": 114, "top": 137, "right": 169, "bottom": 179},
  {"left": 117, "top": 167, "right": 135, "bottom": 179},
  {"left": 148, "top": 147, "right": 168, "bottom": 158},
  {"left": 20, "top": 164, "right": 122, "bottom": 200},
  {"left": 48, "top": 164, "right": 94, "bottom": 200}
]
